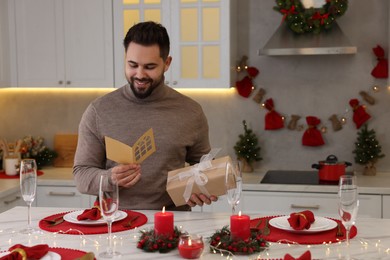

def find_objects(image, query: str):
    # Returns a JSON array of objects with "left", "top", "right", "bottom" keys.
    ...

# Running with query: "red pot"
[{"left": 311, "top": 155, "right": 352, "bottom": 181}]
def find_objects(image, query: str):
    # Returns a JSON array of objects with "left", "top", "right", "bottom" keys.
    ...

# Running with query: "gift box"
[{"left": 167, "top": 154, "right": 232, "bottom": 207}]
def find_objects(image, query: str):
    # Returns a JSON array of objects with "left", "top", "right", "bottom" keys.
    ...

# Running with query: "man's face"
[{"left": 125, "top": 42, "right": 171, "bottom": 99}]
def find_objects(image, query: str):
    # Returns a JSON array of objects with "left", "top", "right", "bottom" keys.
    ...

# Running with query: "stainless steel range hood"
[{"left": 258, "top": 23, "right": 357, "bottom": 56}]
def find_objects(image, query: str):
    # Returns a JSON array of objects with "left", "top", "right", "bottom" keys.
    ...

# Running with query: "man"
[{"left": 73, "top": 21, "right": 217, "bottom": 210}]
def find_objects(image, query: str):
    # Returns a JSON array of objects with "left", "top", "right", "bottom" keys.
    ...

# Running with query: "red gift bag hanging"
[
  {"left": 264, "top": 98, "right": 284, "bottom": 130},
  {"left": 302, "top": 116, "right": 325, "bottom": 146},
  {"left": 235, "top": 76, "right": 253, "bottom": 98},
  {"left": 349, "top": 99, "right": 371, "bottom": 129},
  {"left": 371, "top": 45, "right": 388, "bottom": 78}
]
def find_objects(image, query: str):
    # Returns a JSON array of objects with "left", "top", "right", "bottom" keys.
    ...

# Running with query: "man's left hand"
[{"left": 187, "top": 193, "right": 218, "bottom": 207}]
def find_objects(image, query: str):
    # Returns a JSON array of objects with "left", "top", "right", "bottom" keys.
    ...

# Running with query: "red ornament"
[
  {"left": 371, "top": 45, "right": 388, "bottom": 78},
  {"left": 264, "top": 98, "right": 284, "bottom": 130},
  {"left": 302, "top": 116, "right": 325, "bottom": 146},
  {"left": 349, "top": 99, "right": 371, "bottom": 129},
  {"left": 235, "top": 76, "right": 254, "bottom": 98}
]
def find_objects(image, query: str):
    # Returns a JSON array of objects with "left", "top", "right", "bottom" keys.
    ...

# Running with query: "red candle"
[
  {"left": 178, "top": 234, "right": 204, "bottom": 259},
  {"left": 230, "top": 211, "right": 250, "bottom": 240},
  {"left": 154, "top": 206, "right": 174, "bottom": 237}
]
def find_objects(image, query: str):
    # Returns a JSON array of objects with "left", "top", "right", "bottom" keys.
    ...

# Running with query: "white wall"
[
  {"left": 200, "top": 0, "right": 390, "bottom": 173},
  {"left": 0, "top": 0, "right": 389, "bottom": 173}
]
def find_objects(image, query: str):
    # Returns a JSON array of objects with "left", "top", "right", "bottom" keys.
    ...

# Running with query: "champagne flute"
[
  {"left": 19, "top": 159, "right": 38, "bottom": 234},
  {"left": 99, "top": 173, "right": 120, "bottom": 258},
  {"left": 225, "top": 160, "right": 242, "bottom": 214},
  {"left": 338, "top": 175, "right": 359, "bottom": 246}
]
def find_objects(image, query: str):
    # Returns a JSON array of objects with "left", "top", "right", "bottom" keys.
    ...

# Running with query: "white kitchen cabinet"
[
  {"left": 35, "top": 185, "right": 92, "bottom": 208},
  {"left": 0, "top": 191, "right": 24, "bottom": 213},
  {"left": 0, "top": 0, "right": 13, "bottom": 87},
  {"left": 113, "top": 0, "right": 236, "bottom": 88},
  {"left": 13, "top": 0, "right": 113, "bottom": 88},
  {"left": 194, "top": 191, "right": 382, "bottom": 219},
  {"left": 241, "top": 191, "right": 382, "bottom": 219},
  {"left": 192, "top": 194, "right": 240, "bottom": 213},
  {"left": 383, "top": 195, "right": 390, "bottom": 218}
]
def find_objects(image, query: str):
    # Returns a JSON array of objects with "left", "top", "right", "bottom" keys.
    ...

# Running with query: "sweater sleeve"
[
  {"left": 185, "top": 106, "right": 211, "bottom": 165},
  {"left": 73, "top": 103, "right": 110, "bottom": 195}
]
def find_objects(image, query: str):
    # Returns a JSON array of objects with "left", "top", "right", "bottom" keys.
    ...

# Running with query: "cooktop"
[{"left": 260, "top": 170, "right": 351, "bottom": 185}]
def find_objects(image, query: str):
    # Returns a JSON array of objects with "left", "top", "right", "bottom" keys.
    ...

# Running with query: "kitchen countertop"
[
  {"left": 2, "top": 167, "right": 390, "bottom": 200},
  {"left": 0, "top": 167, "right": 75, "bottom": 198},
  {"left": 242, "top": 170, "right": 390, "bottom": 195}
]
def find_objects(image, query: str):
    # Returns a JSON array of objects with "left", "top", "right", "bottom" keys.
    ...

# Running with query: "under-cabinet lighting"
[
  {"left": 0, "top": 87, "right": 113, "bottom": 93},
  {"left": 0, "top": 87, "right": 236, "bottom": 95},
  {"left": 176, "top": 88, "right": 236, "bottom": 95}
]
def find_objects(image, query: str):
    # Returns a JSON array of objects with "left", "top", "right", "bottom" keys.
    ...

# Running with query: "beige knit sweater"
[{"left": 73, "top": 83, "right": 210, "bottom": 210}]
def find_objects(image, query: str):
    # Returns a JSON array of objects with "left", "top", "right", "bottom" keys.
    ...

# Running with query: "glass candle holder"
[{"left": 178, "top": 234, "right": 204, "bottom": 259}]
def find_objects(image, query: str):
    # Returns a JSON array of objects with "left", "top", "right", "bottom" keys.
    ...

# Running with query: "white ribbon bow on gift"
[{"left": 168, "top": 148, "right": 221, "bottom": 203}]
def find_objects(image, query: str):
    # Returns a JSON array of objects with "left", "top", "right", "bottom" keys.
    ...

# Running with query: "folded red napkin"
[
  {"left": 0, "top": 244, "right": 49, "bottom": 260},
  {"left": 284, "top": 250, "right": 311, "bottom": 260},
  {"left": 287, "top": 210, "right": 315, "bottom": 230},
  {"left": 77, "top": 201, "right": 102, "bottom": 221}
]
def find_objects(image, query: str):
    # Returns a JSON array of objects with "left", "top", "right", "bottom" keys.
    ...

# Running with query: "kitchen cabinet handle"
[
  {"left": 48, "top": 191, "right": 76, "bottom": 197},
  {"left": 172, "top": 81, "right": 178, "bottom": 85},
  {"left": 4, "top": 196, "right": 21, "bottom": 205},
  {"left": 290, "top": 204, "right": 320, "bottom": 210},
  {"left": 58, "top": 80, "right": 63, "bottom": 84},
  {"left": 66, "top": 81, "right": 71, "bottom": 85},
  {"left": 165, "top": 80, "right": 169, "bottom": 85}
]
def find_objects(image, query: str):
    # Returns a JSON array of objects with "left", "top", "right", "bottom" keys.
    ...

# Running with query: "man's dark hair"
[{"left": 123, "top": 21, "right": 170, "bottom": 60}]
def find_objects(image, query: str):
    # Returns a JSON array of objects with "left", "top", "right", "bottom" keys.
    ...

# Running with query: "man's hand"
[
  {"left": 187, "top": 193, "right": 218, "bottom": 207},
  {"left": 111, "top": 164, "right": 141, "bottom": 188}
]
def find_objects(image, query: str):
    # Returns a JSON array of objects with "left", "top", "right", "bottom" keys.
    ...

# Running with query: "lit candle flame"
[
  {"left": 238, "top": 211, "right": 242, "bottom": 216},
  {"left": 162, "top": 206, "right": 165, "bottom": 213},
  {"left": 188, "top": 238, "right": 192, "bottom": 246}
]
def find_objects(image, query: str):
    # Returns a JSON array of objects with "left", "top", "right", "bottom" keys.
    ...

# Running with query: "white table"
[{"left": 0, "top": 206, "right": 390, "bottom": 259}]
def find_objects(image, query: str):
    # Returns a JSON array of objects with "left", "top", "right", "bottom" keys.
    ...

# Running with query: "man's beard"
[{"left": 128, "top": 75, "right": 163, "bottom": 99}]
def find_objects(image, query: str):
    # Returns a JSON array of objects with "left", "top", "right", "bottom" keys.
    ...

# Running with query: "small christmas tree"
[
  {"left": 353, "top": 124, "right": 385, "bottom": 175},
  {"left": 234, "top": 120, "right": 262, "bottom": 172}
]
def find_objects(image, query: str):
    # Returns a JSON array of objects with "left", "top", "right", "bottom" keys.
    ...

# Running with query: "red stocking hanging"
[
  {"left": 349, "top": 99, "right": 371, "bottom": 129},
  {"left": 302, "top": 116, "right": 325, "bottom": 146},
  {"left": 264, "top": 98, "right": 284, "bottom": 130},
  {"left": 371, "top": 45, "right": 388, "bottom": 78}
]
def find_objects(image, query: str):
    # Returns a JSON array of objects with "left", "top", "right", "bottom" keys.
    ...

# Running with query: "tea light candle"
[
  {"left": 154, "top": 206, "right": 174, "bottom": 237},
  {"left": 178, "top": 234, "right": 204, "bottom": 259},
  {"left": 230, "top": 211, "right": 250, "bottom": 240}
]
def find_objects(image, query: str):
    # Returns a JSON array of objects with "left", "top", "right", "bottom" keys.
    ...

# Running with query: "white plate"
[
  {"left": 0, "top": 251, "right": 60, "bottom": 260},
  {"left": 63, "top": 210, "right": 127, "bottom": 225},
  {"left": 269, "top": 216, "right": 338, "bottom": 233}
]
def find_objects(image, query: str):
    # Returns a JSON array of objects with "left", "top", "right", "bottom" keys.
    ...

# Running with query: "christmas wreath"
[
  {"left": 209, "top": 226, "right": 268, "bottom": 255},
  {"left": 137, "top": 226, "right": 184, "bottom": 253},
  {"left": 274, "top": 0, "right": 348, "bottom": 34}
]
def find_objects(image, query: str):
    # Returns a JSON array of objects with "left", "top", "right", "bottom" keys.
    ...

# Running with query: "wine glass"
[
  {"left": 225, "top": 160, "right": 242, "bottom": 214},
  {"left": 19, "top": 159, "right": 38, "bottom": 234},
  {"left": 338, "top": 175, "right": 359, "bottom": 246},
  {"left": 99, "top": 173, "right": 120, "bottom": 258}
]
